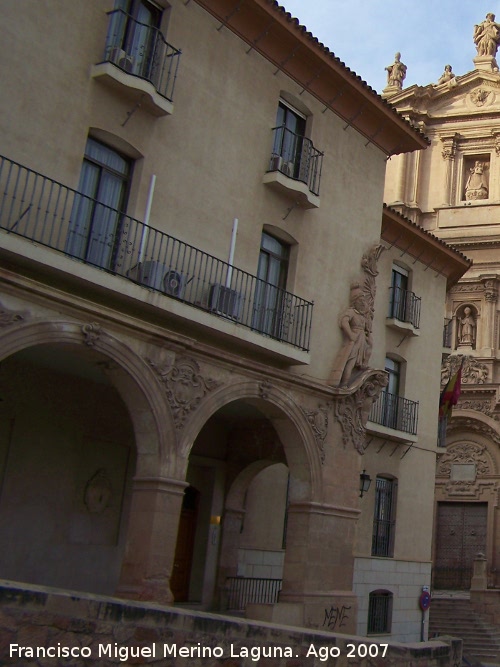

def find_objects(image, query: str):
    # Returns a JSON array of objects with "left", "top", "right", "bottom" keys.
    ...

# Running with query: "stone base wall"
[
  {"left": 470, "top": 589, "right": 500, "bottom": 625},
  {"left": 0, "top": 581, "right": 461, "bottom": 667}
]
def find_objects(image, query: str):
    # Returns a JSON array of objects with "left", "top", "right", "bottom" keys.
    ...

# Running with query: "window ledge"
[
  {"left": 386, "top": 317, "right": 420, "bottom": 337},
  {"left": 262, "top": 171, "right": 319, "bottom": 209},
  {"left": 91, "top": 62, "right": 173, "bottom": 117}
]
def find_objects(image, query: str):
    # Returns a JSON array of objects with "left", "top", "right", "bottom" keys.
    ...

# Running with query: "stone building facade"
[
  {"left": 383, "top": 18, "right": 500, "bottom": 594},
  {"left": 0, "top": 0, "right": 468, "bottom": 645}
]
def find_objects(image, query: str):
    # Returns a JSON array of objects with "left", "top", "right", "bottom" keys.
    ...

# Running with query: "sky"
[{"left": 279, "top": 1, "right": 500, "bottom": 94}]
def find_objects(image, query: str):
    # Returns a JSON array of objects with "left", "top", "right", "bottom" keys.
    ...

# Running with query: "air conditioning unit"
[
  {"left": 209, "top": 284, "right": 242, "bottom": 319},
  {"left": 269, "top": 155, "right": 283, "bottom": 172},
  {"left": 108, "top": 47, "right": 134, "bottom": 73},
  {"left": 128, "top": 261, "right": 186, "bottom": 298}
]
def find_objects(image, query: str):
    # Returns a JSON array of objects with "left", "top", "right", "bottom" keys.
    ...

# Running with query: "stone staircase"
[{"left": 429, "top": 596, "right": 500, "bottom": 665}]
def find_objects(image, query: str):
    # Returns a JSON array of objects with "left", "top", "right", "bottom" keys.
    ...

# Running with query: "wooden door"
[{"left": 434, "top": 502, "right": 487, "bottom": 589}]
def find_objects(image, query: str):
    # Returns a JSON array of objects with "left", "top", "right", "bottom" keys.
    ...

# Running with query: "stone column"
[
  {"left": 215, "top": 507, "right": 246, "bottom": 609},
  {"left": 116, "top": 475, "right": 187, "bottom": 604},
  {"left": 394, "top": 153, "right": 408, "bottom": 203},
  {"left": 247, "top": 500, "right": 359, "bottom": 633},
  {"left": 481, "top": 277, "right": 498, "bottom": 353},
  {"left": 440, "top": 134, "right": 459, "bottom": 206}
]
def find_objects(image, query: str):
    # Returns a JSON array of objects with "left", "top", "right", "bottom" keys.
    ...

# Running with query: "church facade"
[{"left": 383, "top": 17, "right": 500, "bottom": 594}]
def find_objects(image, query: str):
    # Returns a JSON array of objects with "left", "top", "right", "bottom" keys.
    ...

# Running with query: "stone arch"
[
  {"left": 178, "top": 380, "right": 322, "bottom": 502},
  {"left": 0, "top": 319, "right": 176, "bottom": 477}
]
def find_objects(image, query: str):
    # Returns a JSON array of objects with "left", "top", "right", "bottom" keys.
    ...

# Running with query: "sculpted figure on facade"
[
  {"left": 458, "top": 306, "right": 476, "bottom": 347},
  {"left": 330, "top": 245, "right": 383, "bottom": 387},
  {"left": 465, "top": 161, "right": 489, "bottom": 200},
  {"left": 437, "top": 65, "right": 456, "bottom": 85},
  {"left": 385, "top": 52, "right": 407, "bottom": 89},
  {"left": 474, "top": 13, "right": 500, "bottom": 57}
]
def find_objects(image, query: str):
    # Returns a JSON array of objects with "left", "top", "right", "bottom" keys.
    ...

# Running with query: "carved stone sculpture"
[
  {"left": 473, "top": 13, "right": 500, "bottom": 57},
  {"left": 437, "top": 65, "right": 455, "bottom": 85},
  {"left": 465, "top": 161, "right": 488, "bottom": 200},
  {"left": 385, "top": 52, "right": 407, "bottom": 90},
  {"left": 458, "top": 307, "right": 476, "bottom": 347},
  {"left": 329, "top": 245, "right": 383, "bottom": 387}
]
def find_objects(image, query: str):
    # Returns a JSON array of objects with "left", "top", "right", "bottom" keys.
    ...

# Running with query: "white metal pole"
[
  {"left": 226, "top": 217, "right": 238, "bottom": 288},
  {"left": 138, "top": 174, "right": 156, "bottom": 264}
]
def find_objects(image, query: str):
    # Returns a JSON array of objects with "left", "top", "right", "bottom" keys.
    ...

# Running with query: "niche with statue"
[{"left": 456, "top": 304, "right": 478, "bottom": 350}]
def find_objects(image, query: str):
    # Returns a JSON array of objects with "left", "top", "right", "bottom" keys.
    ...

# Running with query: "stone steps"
[{"left": 429, "top": 598, "right": 500, "bottom": 664}]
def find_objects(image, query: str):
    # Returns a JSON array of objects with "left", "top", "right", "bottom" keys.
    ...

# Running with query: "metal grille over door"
[{"left": 433, "top": 502, "right": 487, "bottom": 589}]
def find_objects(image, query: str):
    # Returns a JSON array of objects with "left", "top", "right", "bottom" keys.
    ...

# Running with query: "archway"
[
  {"left": 174, "top": 382, "right": 320, "bottom": 611},
  {"left": 0, "top": 320, "right": 179, "bottom": 602}
]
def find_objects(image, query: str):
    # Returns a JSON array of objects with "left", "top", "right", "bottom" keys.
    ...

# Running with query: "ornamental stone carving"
[
  {"left": 437, "top": 442, "right": 491, "bottom": 477},
  {"left": 441, "top": 355, "right": 488, "bottom": 385},
  {"left": 0, "top": 301, "right": 26, "bottom": 327},
  {"left": 440, "top": 135, "right": 458, "bottom": 161},
  {"left": 149, "top": 355, "right": 221, "bottom": 428},
  {"left": 302, "top": 403, "right": 331, "bottom": 464},
  {"left": 81, "top": 322, "right": 103, "bottom": 347},
  {"left": 335, "top": 369, "right": 388, "bottom": 454},
  {"left": 483, "top": 278, "right": 499, "bottom": 302},
  {"left": 470, "top": 88, "right": 491, "bottom": 106},
  {"left": 447, "top": 416, "right": 500, "bottom": 450},
  {"left": 456, "top": 398, "right": 493, "bottom": 417}
]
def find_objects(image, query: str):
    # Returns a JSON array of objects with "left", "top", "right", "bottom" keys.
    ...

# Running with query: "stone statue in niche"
[
  {"left": 458, "top": 306, "right": 476, "bottom": 348},
  {"left": 465, "top": 161, "right": 489, "bottom": 200},
  {"left": 385, "top": 52, "right": 407, "bottom": 89},
  {"left": 473, "top": 13, "right": 500, "bottom": 57}
]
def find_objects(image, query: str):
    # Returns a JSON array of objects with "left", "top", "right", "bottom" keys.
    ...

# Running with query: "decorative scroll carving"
[
  {"left": 441, "top": 355, "right": 488, "bottom": 385},
  {"left": 437, "top": 442, "right": 491, "bottom": 477},
  {"left": 335, "top": 370, "right": 388, "bottom": 454},
  {"left": 440, "top": 135, "right": 458, "bottom": 161},
  {"left": 0, "top": 302, "right": 26, "bottom": 327},
  {"left": 329, "top": 244, "right": 384, "bottom": 387},
  {"left": 456, "top": 398, "right": 493, "bottom": 417},
  {"left": 302, "top": 403, "right": 332, "bottom": 464},
  {"left": 149, "top": 356, "right": 220, "bottom": 428},
  {"left": 81, "top": 322, "right": 102, "bottom": 347}
]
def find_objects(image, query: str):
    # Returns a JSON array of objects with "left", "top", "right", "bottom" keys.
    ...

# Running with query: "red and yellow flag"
[{"left": 439, "top": 362, "right": 463, "bottom": 420}]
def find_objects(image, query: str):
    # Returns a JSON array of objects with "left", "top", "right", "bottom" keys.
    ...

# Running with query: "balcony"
[
  {"left": 262, "top": 126, "right": 323, "bottom": 209},
  {"left": 0, "top": 154, "right": 313, "bottom": 352},
  {"left": 368, "top": 391, "right": 419, "bottom": 439},
  {"left": 91, "top": 9, "right": 181, "bottom": 116},
  {"left": 387, "top": 286, "right": 421, "bottom": 335}
]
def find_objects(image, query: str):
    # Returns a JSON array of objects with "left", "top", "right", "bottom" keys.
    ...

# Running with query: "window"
[
  {"left": 367, "top": 590, "right": 393, "bottom": 634},
  {"left": 253, "top": 232, "right": 290, "bottom": 337},
  {"left": 111, "top": 0, "right": 163, "bottom": 80},
  {"left": 272, "top": 101, "right": 306, "bottom": 179},
  {"left": 66, "top": 138, "right": 132, "bottom": 269},
  {"left": 371, "top": 476, "right": 397, "bottom": 557},
  {"left": 388, "top": 266, "right": 408, "bottom": 321},
  {"left": 382, "top": 358, "right": 400, "bottom": 430}
]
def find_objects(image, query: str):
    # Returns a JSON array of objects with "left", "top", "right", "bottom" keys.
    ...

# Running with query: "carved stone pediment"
[{"left": 334, "top": 369, "right": 389, "bottom": 454}]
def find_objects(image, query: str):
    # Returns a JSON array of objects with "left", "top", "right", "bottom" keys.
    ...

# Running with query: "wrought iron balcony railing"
[
  {"left": 369, "top": 390, "right": 419, "bottom": 435},
  {"left": 388, "top": 286, "right": 421, "bottom": 329},
  {"left": 268, "top": 126, "right": 324, "bottom": 196},
  {"left": 99, "top": 9, "right": 181, "bottom": 101},
  {"left": 443, "top": 318, "right": 452, "bottom": 348},
  {"left": 0, "top": 154, "right": 313, "bottom": 351}
]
